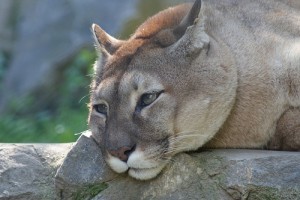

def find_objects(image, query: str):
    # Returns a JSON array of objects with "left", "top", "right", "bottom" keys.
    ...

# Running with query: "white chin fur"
[
  {"left": 107, "top": 149, "right": 167, "bottom": 180},
  {"left": 128, "top": 165, "right": 166, "bottom": 180},
  {"left": 107, "top": 156, "right": 128, "bottom": 173},
  {"left": 127, "top": 150, "right": 158, "bottom": 169}
]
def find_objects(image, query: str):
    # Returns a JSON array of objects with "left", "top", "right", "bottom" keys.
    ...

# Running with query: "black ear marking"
[
  {"left": 173, "top": 0, "right": 202, "bottom": 37},
  {"left": 168, "top": 0, "right": 209, "bottom": 58}
]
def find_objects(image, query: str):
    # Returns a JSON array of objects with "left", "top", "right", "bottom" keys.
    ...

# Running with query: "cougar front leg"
[{"left": 267, "top": 108, "right": 300, "bottom": 151}]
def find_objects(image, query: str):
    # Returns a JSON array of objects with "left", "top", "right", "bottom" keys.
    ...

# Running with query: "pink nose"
[{"left": 109, "top": 145, "right": 135, "bottom": 162}]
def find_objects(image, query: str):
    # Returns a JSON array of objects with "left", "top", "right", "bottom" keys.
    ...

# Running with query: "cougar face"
[
  {"left": 88, "top": 0, "right": 237, "bottom": 180},
  {"left": 90, "top": 71, "right": 174, "bottom": 180},
  {"left": 90, "top": 54, "right": 179, "bottom": 179}
]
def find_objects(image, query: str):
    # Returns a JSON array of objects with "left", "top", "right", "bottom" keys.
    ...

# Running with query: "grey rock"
[
  {"left": 55, "top": 132, "right": 300, "bottom": 200},
  {"left": 0, "top": 135, "right": 299, "bottom": 199},
  {"left": 55, "top": 132, "right": 117, "bottom": 199},
  {"left": 92, "top": 150, "right": 300, "bottom": 200},
  {"left": 0, "top": 143, "right": 72, "bottom": 200}
]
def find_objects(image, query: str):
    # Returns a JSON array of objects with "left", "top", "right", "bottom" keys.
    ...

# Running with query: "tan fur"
[{"left": 89, "top": 0, "right": 300, "bottom": 180}]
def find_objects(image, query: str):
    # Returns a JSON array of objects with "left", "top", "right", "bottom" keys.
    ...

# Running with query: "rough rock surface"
[
  {"left": 0, "top": 143, "right": 72, "bottom": 200},
  {"left": 56, "top": 132, "right": 300, "bottom": 200},
  {"left": 93, "top": 151, "right": 300, "bottom": 200},
  {"left": 55, "top": 132, "right": 117, "bottom": 200},
  {"left": 1, "top": 133, "right": 299, "bottom": 200}
]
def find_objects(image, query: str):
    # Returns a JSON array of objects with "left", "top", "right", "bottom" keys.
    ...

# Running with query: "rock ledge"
[{"left": 1, "top": 133, "right": 299, "bottom": 200}]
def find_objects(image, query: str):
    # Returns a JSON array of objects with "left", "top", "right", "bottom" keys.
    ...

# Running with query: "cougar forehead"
[
  {"left": 119, "top": 71, "right": 164, "bottom": 95},
  {"left": 94, "top": 70, "right": 164, "bottom": 98}
]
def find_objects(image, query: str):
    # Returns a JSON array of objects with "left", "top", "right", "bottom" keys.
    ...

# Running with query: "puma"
[{"left": 88, "top": 0, "right": 300, "bottom": 180}]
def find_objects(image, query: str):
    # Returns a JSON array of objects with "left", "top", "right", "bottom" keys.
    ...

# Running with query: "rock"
[
  {"left": 55, "top": 132, "right": 117, "bottom": 199},
  {"left": 55, "top": 132, "right": 300, "bottom": 200},
  {"left": 0, "top": 143, "right": 72, "bottom": 200},
  {"left": 92, "top": 150, "right": 300, "bottom": 200},
  {"left": 0, "top": 138, "right": 299, "bottom": 199}
]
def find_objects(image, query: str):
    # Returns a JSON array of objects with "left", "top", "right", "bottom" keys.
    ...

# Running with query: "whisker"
[
  {"left": 79, "top": 94, "right": 91, "bottom": 103},
  {"left": 86, "top": 73, "right": 95, "bottom": 78}
]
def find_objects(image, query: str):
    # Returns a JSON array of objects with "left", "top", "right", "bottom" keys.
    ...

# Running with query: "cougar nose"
[{"left": 109, "top": 145, "right": 136, "bottom": 162}]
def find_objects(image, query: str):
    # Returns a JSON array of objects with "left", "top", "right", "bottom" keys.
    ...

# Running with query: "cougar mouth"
[
  {"left": 107, "top": 148, "right": 169, "bottom": 180},
  {"left": 107, "top": 157, "right": 167, "bottom": 180}
]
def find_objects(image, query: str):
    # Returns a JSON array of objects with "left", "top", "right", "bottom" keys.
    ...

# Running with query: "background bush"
[{"left": 0, "top": 49, "right": 95, "bottom": 142}]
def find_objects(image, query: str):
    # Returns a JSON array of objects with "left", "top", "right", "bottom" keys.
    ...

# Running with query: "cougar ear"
[
  {"left": 170, "top": 0, "right": 209, "bottom": 57},
  {"left": 173, "top": 0, "right": 202, "bottom": 37},
  {"left": 91, "top": 24, "right": 124, "bottom": 56}
]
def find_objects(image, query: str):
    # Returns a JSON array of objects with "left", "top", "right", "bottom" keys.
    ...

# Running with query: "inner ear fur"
[
  {"left": 155, "top": 29, "right": 178, "bottom": 47},
  {"left": 92, "top": 23, "right": 124, "bottom": 56}
]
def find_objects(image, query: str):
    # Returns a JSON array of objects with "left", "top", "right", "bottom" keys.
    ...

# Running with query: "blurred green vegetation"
[
  {"left": 0, "top": 49, "right": 95, "bottom": 143},
  {"left": 0, "top": 0, "right": 179, "bottom": 143}
]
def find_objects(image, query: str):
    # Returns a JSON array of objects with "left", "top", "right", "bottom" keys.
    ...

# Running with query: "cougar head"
[{"left": 88, "top": 0, "right": 236, "bottom": 180}]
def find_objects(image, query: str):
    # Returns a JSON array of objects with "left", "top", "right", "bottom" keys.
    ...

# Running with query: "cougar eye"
[
  {"left": 140, "top": 91, "right": 163, "bottom": 107},
  {"left": 93, "top": 104, "right": 108, "bottom": 115}
]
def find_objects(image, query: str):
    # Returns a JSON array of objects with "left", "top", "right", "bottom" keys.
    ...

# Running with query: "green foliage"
[
  {"left": 0, "top": 49, "right": 96, "bottom": 143},
  {"left": 0, "top": 109, "right": 86, "bottom": 143},
  {"left": 74, "top": 183, "right": 108, "bottom": 200}
]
